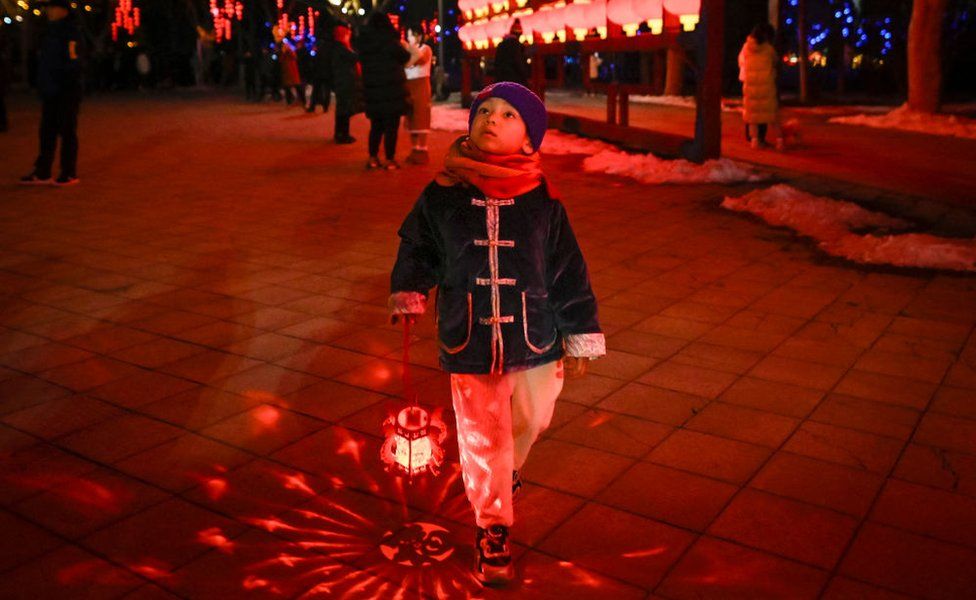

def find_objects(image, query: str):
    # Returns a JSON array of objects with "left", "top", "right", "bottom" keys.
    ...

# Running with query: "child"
[
  {"left": 389, "top": 82, "right": 605, "bottom": 586},
  {"left": 402, "top": 25, "right": 433, "bottom": 164}
]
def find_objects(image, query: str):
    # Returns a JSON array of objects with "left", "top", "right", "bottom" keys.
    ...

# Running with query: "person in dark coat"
[
  {"left": 306, "top": 35, "right": 332, "bottom": 113},
  {"left": 354, "top": 11, "right": 409, "bottom": 169},
  {"left": 258, "top": 45, "right": 281, "bottom": 101},
  {"left": 20, "top": 0, "right": 83, "bottom": 185},
  {"left": 331, "top": 23, "right": 360, "bottom": 144},
  {"left": 491, "top": 20, "right": 529, "bottom": 86}
]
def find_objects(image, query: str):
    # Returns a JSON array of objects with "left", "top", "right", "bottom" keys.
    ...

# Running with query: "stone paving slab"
[{"left": 0, "top": 92, "right": 975, "bottom": 598}]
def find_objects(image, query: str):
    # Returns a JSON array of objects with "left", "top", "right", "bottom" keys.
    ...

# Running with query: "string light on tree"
[
  {"left": 210, "top": 1, "right": 243, "bottom": 43},
  {"left": 111, "top": 0, "right": 140, "bottom": 43}
]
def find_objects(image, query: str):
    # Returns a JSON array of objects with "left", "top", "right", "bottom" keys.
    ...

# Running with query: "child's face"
[{"left": 470, "top": 97, "right": 533, "bottom": 155}]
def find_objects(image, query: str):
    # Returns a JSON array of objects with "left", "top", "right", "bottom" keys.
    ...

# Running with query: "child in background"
[
  {"left": 389, "top": 82, "right": 605, "bottom": 586},
  {"left": 402, "top": 25, "right": 433, "bottom": 165}
]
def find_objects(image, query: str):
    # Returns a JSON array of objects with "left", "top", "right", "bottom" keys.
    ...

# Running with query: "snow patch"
[
  {"left": 829, "top": 103, "right": 976, "bottom": 140},
  {"left": 542, "top": 131, "right": 617, "bottom": 156},
  {"left": 430, "top": 104, "right": 470, "bottom": 132},
  {"left": 582, "top": 148, "right": 767, "bottom": 185},
  {"left": 629, "top": 95, "right": 697, "bottom": 109},
  {"left": 722, "top": 184, "right": 976, "bottom": 272}
]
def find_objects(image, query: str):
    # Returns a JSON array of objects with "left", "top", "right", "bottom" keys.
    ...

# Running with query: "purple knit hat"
[{"left": 469, "top": 82, "right": 548, "bottom": 151}]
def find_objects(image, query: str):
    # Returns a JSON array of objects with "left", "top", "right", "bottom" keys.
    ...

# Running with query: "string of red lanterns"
[
  {"left": 458, "top": 0, "right": 700, "bottom": 50},
  {"left": 210, "top": 0, "right": 243, "bottom": 43},
  {"left": 111, "top": 0, "right": 140, "bottom": 43}
]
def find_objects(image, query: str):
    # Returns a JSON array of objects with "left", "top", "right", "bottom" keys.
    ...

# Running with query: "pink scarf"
[{"left": 435, "top": 136, "right": 554, "bottom": 199}]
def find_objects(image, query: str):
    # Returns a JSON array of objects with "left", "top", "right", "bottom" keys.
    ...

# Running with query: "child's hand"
[
  {"left": 563, "top": 356, "right": 589, "bottom": 379},
  {"left": 390, "top": 313, "right": 418, "bottom": 326}
]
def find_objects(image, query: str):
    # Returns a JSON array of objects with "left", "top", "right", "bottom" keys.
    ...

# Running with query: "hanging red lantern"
[
  {"left": 380, "top": 320, "right": 447, "bottom": 479},
  {"left": 663, "top": 0, "right": 700, "bottom": 31},
  {"left": 380, "top": 405, "right": 447, "bottom": 478}
]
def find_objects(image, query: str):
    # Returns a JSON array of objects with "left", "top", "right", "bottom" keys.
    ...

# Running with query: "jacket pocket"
[
  {"left": 521, "top": 291, "right": 557, "bottom": 354},
  {"left": 438, "top": 292, "right": 473, "bottom": 354}
]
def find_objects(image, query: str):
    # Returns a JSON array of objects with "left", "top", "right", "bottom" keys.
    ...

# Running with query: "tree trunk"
[
  {"left": 768, "top": 0, "right": 779, "bottom": 29},
  {"left": 664, "top": 46, "right": 685, "bottom": 95},
  {"left": 796, "top": 0, "right": 809, "bottom": 103},
  {"left": 908, "top": 0, "right": 947, "bottom": 113}
]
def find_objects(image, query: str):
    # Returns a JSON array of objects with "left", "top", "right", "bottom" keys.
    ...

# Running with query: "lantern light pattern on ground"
[{"left": 380, "top": 406, "right": 447, "bottom": 478}]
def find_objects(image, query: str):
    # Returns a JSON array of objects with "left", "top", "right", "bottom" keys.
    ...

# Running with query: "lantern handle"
[{"left": 402, "top": 318, "right": 417, "bottom": 406}]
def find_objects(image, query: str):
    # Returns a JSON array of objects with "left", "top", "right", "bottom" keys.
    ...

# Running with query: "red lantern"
[
  {"left": 608, "top": 0, "right": 663, "bottom": 36},
  {"left": 664, "top": 0, "right": 700, "bottom": 31},
  {"left": 381, "top": 406, "right": 447, "bottom": 478}
]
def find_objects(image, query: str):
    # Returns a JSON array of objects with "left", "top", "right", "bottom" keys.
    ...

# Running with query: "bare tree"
[
  {"left": 796, "top": 0, "right": 809, "bottom": 103},
  {"left": 907, "top": 0, "right": 948, "bottom": 113}
]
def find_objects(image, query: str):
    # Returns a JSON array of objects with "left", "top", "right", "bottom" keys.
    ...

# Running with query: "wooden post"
[
  {"left": 461, "top": 57, "right": 473, "bottom": 108},
  {"left": 619, "top": 89, "right": 629, "bottom": 127},
  {"left": 689, "top": 0, "right": 724, "bottom": 162},
  {"left": 582, "top": 53, "right": 592, "bottom": 92},
  {"left": 653, "top": 50, "right": 666, "bottom": 95},
  {"left": 607, "top": 83, "right": 618, "bottom": 125}
]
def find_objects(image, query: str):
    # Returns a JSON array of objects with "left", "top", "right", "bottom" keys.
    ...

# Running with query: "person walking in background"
[
  {"left": 331, "top": 23, "right": 359, "bottom": 144},
  {"left": 402, "top": 25, "right": 432, "bottom": 165},
  {"left": 278, "top": 30, "right": 304, "bottom": 106},
  {"left": 491, "top": 19, "right": 529, "bottom": 86},
  {"left": 307, "top": 33, "right": 333, "bottom": 113},
  {"left": 738, "top": 23, "right": 782, "bottom": 150},
  {"left": 20, "top": 0, "right": 83, "bottom": 185},
  {"left": 258, "top": 45, "right": 281, "bottom": 102},
  {"left": 242, "top": 48, "right": 258, "bottom": 101},
  {"left": 355, "top": 11, "right": 409, "bottom": 170}
]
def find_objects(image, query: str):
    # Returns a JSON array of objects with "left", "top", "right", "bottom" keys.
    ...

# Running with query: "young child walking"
[{"left": 389, "top": 82, "right": 605, "bottom": 586}]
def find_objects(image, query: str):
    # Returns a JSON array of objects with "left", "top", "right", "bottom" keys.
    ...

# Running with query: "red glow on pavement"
[
  {"left": 9, "top": 474, "right": 120, "bottom": 515},
  {"left": 335, "top": 430, "right": 363, "bottom": 465},
  {"left": 126, "top": 561, "right": 171, "bottom": 581},
  {"left": 280, "top": 472, "right": 316, "bottom": 496},
  {"left": 557, "top": 560, "right": 601, "bottom": 587},
  {"left": 621, "top": 546, "right": 668, "bottom": 558},
  {"left": 203, "top": 477, "right": 228, "bottom": 500},
  {"left": 197, "top": 527, "right": 236, "bottom": 553},
  {"left": 254, "top": 405, "right": 281, "bottom": 427},
  {"left": 56, "top": 560, "right": 136, "bottom": 585},
  {"left": 588, "top": 412, "right": 613, "bottom": 427}
]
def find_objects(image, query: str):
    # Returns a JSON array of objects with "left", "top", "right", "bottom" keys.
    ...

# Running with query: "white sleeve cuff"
[
  {"left": 389, "top": 291, "right": 427, "bottom": 315},
  {"left": 564, "top": 333, "right": 606, "bottom": 359}
]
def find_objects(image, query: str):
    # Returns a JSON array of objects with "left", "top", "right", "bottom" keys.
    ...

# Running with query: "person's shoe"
[
  {"left": 54, "top": 174, "right": 80, "bottom": 186},
  {"left": 19, "top": 172, "right": 52, "bottom": 185},
  {"left": 385, "top": 159, "right": 401, "bottom": 170},
  {"left": 366, "top": 156, "right": 382, "bottom": 170},
  {"left": 512, "top": 470, "right": 523, "bottom": 502},
  {"left": 474, "top": 525, "right": 514, "bottom": 587},
  {"left": 334, "top": 135, "right": 356, "bottom": 144}
]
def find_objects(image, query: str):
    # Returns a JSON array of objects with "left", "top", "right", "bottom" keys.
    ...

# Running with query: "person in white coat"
[{"left": 738, "top": 23, "right": 781, "bottom": 149}]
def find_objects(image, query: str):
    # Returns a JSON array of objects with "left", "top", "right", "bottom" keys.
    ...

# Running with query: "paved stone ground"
[{"left": 1, "top": 91, "right": 976, "bottom": 599}]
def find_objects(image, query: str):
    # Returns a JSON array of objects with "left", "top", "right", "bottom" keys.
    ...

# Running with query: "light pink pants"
[{"left": 450, "top": 360, "right": 564, "bottom": 528}]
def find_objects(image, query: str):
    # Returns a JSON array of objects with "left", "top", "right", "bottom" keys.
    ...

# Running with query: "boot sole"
[{"left": 475, "top": 561, "right": 514, "bottom": 587}]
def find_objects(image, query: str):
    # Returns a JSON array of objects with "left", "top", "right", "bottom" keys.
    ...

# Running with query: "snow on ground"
[
  {"left": 829, "top": 103, "right": 976, "bottom": 140},
  {"left": 431, "top": 103, "right": 470, "bottom": 132},
  {"left": 723, "top": 184, "right": 976, "bottom": 272},
  {"left": 629, "top": 95, "right": 697, "bottom": 109},
  {"left": 432, "top": 105, "right": 766, "bottom": 184}
]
